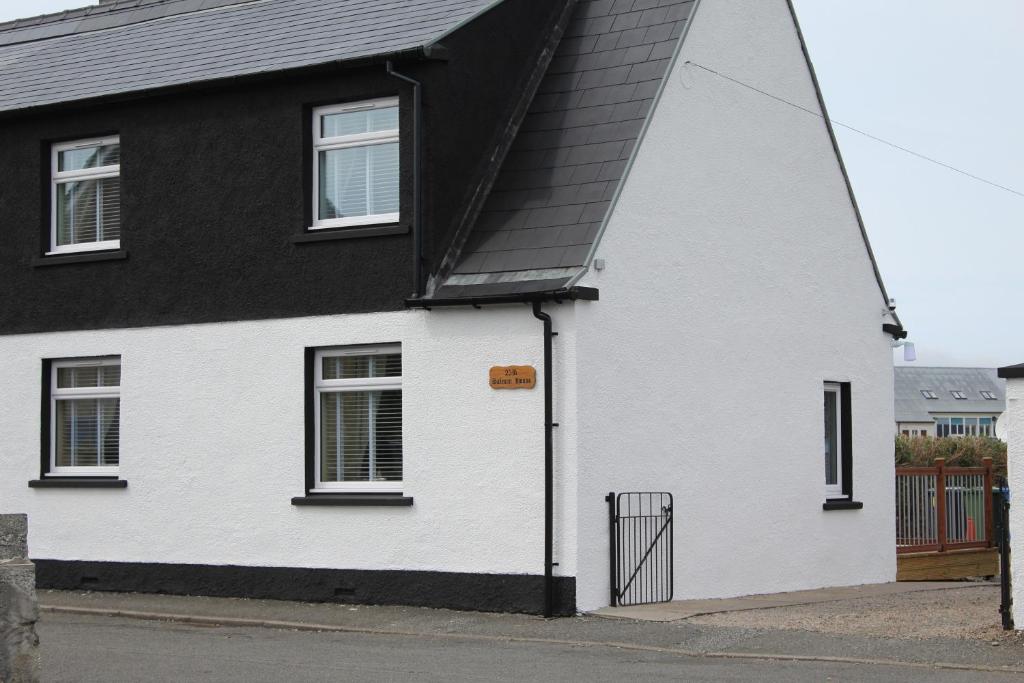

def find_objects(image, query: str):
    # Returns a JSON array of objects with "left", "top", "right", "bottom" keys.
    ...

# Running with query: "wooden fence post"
[
  {"left": 935, "top": 458, "right": 946, "bottom": 552},
  {"left": 983, "top": 456, "right": 994, "bottom": 547}
]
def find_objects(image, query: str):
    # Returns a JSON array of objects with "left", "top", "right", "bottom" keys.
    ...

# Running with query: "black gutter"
[
  {"left": 882, "top": 323, "right": 907, "bottom": 340},
  {"left": 387, "top": 61, "right": 425, "bottom": 299},
  {"left": 405, "top": 286, "right": 599, "bottom": 309},
  {"left": 532, "top": 301, "right": 555, "bottom": 619}
]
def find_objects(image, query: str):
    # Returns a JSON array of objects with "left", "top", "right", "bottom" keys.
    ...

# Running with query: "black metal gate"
[
  {"left": 607, "top": 491, "right": 673, "bottom": 606},
  {"left": 996, "top": 483, "right": 1013, "bottom": 630}
]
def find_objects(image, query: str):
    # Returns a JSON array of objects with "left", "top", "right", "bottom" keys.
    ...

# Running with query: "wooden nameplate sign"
[{"left": 489, "top": 365, "right": 537, "bottom": 389}]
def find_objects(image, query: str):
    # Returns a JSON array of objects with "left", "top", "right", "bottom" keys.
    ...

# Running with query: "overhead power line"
[{"left": 684, "top": 61, "right": 1024, "bottom": 200}]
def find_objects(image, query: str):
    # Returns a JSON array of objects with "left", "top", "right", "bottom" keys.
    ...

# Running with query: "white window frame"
[
  {"left": 50, "top": 356, "right": 121, "bottom": 476},
  {"left": 49, "top": 136, "right": 122, "bottom": 255},
  {"left": 313, "top": 345, "right": 402, "bottom": 493},
  {"left": 824, "top": 382, "right": 843, "bottom": 499},
  {"left": 311, "top": 98, "right": 400, "bottom": 230}
]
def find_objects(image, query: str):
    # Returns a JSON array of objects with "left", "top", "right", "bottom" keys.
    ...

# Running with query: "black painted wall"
[{"left": 0, "top": 0, "right": 559, "bottom": 335}]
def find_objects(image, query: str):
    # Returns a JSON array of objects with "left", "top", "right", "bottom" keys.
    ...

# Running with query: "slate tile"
[
  {"left": 619, "top": 139, "right": 637, "bottom": 159},
  {"left": 504, "top": 228, "right": 548, "bottom": 249},
  {"left": 587, "top": 118, "right": 644, "bottom": 144},
  {"left": 566, "top": 15, "right": 615, "bottom": 37},
  {"left": 628, "top": 58, "right": 671, "bottom": 83},
  {"left": 556, "top": 35, "right": 599, "bottom": 57},
  {"left": 594, "top": 31, "right": 622, "bottom": 52},
  {"left": 577, "top": 64, "right": 632, "bottom": 89},
  {"left": 576, "top": 0, "right": 615, "bottom": 19},
  {"left": 576, "top": 181, "right": 610, "bottom": 203},
  {"left": 548, "top": 184, "right": 582, "bottom": 206},
  {"left": 521, "top": 110, "right": 567, "bottom": 132},
  {"left": 611, "top": 11, "right": 642, "bottom": 31},
  {"left": 649, "top": 38, "right": 677, "bottom": 60},
  {"left": 478, "top": 210, "right": 531, "bottom": 231},
  {"left": 633, "top": 79, "right": 661, "bottom": 99},
  {"left": 555, "top": 126, "right": 594, "bottom": 147},
  {"left": 574, "top": 47, "right": 627, "bottom": 72},
  {"left": 474, "top": 230, "right": 511, "bottom": 252},
  {"left": 610, "top": 99, "right": 645, "bottom": 122},
  {"left": 569, "top": 163, "right": 604, "bottom": 184},
  {"left": 615, "top": 27, "right": 646, "bottom": 48},
  {"left": 560, "top": 245, "right": 592, "bottom": 266},
  {"left": 643, "top": 22, "right": 674, "bottom": 43},
  {"left": 610, "top": 0, "right": 635, "bottom": 13},
  {"left": 537, "top": 71, "right": 582, "bottom": 94},
  {"left": 555, "top": 223, "right": 596, "bottom": 246},
  {"left": 454, "top": 252, "right": 488, "bottom": 274},
  {"left": 562, "top": 102, "right": 616, "bottom": 127},
  {"left": 565, "top": 140, "right": 626, "bottom": 165},
  {"left": 665, "top": 2, "right": 693, "bottom": 21},
  {"left": 533, "top": 246, "right": 571, "bottom": 269},
  {"left": 531, "top": 90, "right": 585, "bottom": 114},
  {"left": 480, "top": 249, "right": 539, "bottom": 273},
  {"left": 580, "top": 201, "right": 612, "bottom": 223},
  {"left": 637, "top": 7, "right": 669, "bottom": 27},
  {"left": 622, "top": 44, "right": 655, "bottom": 64},
  {"left": 597, "top": 159, "right": 628, "bottom": 182},
  {"left": 632, "top": 0, "right": 661, "bottom": 10}
]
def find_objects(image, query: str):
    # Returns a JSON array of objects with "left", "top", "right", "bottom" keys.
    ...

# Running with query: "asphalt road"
[{"left": 39, "top": 613, "right": 1021, "bottom": 682}]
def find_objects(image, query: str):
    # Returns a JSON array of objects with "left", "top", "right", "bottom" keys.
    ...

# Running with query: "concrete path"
[{"left": 594, "top": 581, "right": 982, "bottom": 622}]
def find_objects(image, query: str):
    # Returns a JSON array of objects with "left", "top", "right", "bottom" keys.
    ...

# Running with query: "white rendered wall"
[
  {"left": 1005, "top": 378, "right": 1024, "bottom": 627},
  {"left": 0, "top": 307, "right": 579, "bottom": 581},
  {"left": 572, "top": 0, "right": 897, "bottom": 610}
]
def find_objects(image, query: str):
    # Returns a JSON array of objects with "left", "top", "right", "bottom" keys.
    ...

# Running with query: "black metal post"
[
  {"left": 999, "top": 495, "right": 1014, "bottom": 630},
  {"left": 606, "top": 492, "right": 617, "bottom": 607},
  {"left": 533, "top": 301, "right": 554, "bottom": 617}
]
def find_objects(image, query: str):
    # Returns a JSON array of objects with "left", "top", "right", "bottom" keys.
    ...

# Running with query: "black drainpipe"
[
  {"left": 532, "top": 301, "right": 555, "bottom": 617},
  {"left": 386, "top": 61, "right": 424, "bottom": 298}
]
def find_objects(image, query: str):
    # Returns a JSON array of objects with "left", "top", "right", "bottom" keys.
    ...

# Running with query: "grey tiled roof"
[
  {"left": 0, "top": 0, "right": 496, "bottom": 114},
  {"left": 894, "top": 367, "right": 1006, "bottom": 423},
  {"left": 433, "top": 0, "right": 695, "bottom": 297}
]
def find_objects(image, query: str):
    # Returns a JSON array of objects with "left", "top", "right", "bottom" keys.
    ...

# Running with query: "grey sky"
[{"left": 2, "top": 1, "right": 1021, "bottom": 368}]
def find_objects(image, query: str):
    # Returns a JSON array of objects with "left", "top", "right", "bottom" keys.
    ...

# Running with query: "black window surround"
[
  {"left": 823, "top": 382, "right": 862, "bottom": 510},
  {"left": 298, "top": 347, "right": 411, "bottom": 507},
  {"left": 33, "top": 357, "right": 128, "bottom": 489}
]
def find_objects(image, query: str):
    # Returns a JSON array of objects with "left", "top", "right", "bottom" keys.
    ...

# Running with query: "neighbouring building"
[
  {"left": 0, "top": 0, "right": 904, "bottom": 615},
  {"left": 894, "top": 367, "right": 1006, "bottom": 440}
]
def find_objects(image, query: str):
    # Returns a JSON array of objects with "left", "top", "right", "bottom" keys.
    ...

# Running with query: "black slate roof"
[
  {"left": 431, "top": 0, "right": 695, "bottom": 299},
  {"left": 0, "top": 0, "right": 498, "bottom": 114}
]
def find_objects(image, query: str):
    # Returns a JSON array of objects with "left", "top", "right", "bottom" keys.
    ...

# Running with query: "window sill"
[
  {"left": 34, "top": 250, "right": 128, "bottom": 267},
  {"left": 293, "top": 224, "right": 409, "bottom": 243},
  {"left": 291, "top": 494, "right": 413, "bottom": 507},
  {"left": 29, "top": 478, "right": 127, "bottom": 489},
  {"left": 822, "top": 499, "right": 863, "bottom": 511}
]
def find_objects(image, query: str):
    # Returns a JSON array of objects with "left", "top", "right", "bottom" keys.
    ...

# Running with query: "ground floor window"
[
  {"left": 47, "top": 357, "right": 121, "bottom": 476},
  {"left": 823, "top": 382, "right": 853, "bottom": 501},
  {"left": 934, "top": 416, "right": 993, "bottom": 438},
  {"left": 311, "top": 346, "right": 402, "bottom": 492}
]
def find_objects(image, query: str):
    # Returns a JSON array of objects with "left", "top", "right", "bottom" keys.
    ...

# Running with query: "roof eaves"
[
  {"left": 998, "top": 363, "right": 1024, "bottom": 379},
  {"left": 406, "top": 286, "right": 599, "bottom": 309}
]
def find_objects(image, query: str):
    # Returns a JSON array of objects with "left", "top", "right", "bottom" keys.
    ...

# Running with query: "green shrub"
[{"left": 895, "top": 435, "right": 1006, "bottom": 476}]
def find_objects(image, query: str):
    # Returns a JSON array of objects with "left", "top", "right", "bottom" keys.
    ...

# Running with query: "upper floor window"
[
  {"left": 312, "top": 98, "right": 399, "bottom": 230},
  {"left": 935, "top": 416, "right": 993, "bottom": 438},
  {"left": 50, "top": 137, "right": 121, "bottom": 254}
]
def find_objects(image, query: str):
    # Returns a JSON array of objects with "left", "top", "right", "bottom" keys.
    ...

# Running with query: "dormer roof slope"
[{"left": 0, "top": 0, "right": 497, "bottom": 114}]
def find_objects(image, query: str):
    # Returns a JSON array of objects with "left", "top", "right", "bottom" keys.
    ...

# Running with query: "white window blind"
[
  {"left": 314, "top": 347, "right": 402, "bottom": 491},
  {"left": 312, "top": 99, "right": 400, "bottom": 230},
  {"left": 51, "top": 358, "right": 121, "bottom": 475},
  {"left": 51, "top": 137, "right": 121, "bottom": 254}
]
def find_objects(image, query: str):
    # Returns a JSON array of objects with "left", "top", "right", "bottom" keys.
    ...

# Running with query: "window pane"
[
  {"left": 56, "top": 177, "right": 121, "bottom": 245},
  {"left": 323, "top": 353, "right": 401, "bottom": 380},
  {"left": 57, "top": 364, "right": 121, "bottom": 388},
  {"left": 58, "top": 143, "right": 120, "bottom": 172},
  {"left": 321, "top": 389, "right": 402, "bottom": 482},
  {"left": 321, "top": 106, "right": 398, "bottom": 138},
  {"left": 318, "top": 143, "right": 398, "bottom": 221},
  {"left": 824, "top": 391, "right": 838, "bottom": 486},
  {"left": 55, "top": 398, "right": 120, "bottom": 467}
]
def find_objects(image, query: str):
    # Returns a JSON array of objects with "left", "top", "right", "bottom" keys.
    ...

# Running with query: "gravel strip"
[{"left": 688, "top": 585, "right": 1022, "bottom": 643}]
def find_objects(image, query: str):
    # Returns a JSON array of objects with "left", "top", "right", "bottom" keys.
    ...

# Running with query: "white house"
[
  {"left": 895, "top": 367, "right": 1007, "bottom": 440},
  {"left": 0, "top": 0, "right": 902, "bottom": 615}
]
